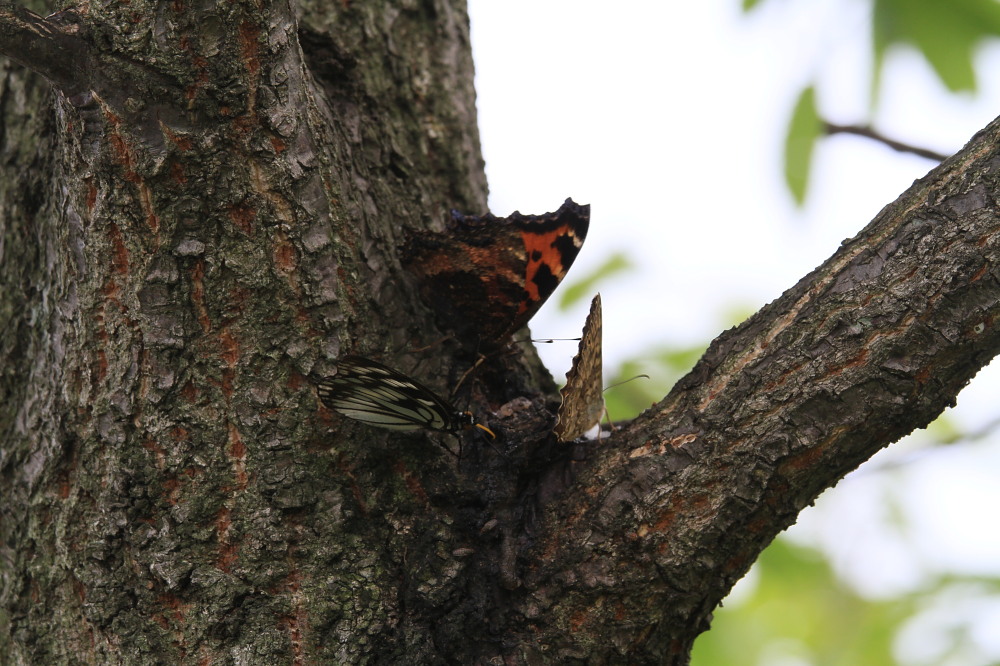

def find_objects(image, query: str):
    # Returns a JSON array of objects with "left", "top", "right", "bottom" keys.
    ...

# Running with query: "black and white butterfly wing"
[{"left": 317, "top": 356, "right": 460, "bottom": 432}]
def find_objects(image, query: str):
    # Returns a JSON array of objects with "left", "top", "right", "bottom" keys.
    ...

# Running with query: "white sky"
[{"left": 469, "top": 0, "right": 1000, "bottom": 659}]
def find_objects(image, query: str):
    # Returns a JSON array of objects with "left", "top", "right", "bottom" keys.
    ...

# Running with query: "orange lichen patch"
[
  {"left": 217, "top": 368, "right": 235, "bottom": 400},
  {"left": 722, "top": 552, "right": 755, "bottom": 580},
  {"left": 101, "top": 277, "right": 120, "bottom": 300},
  {"left": 277, "top": 571, "right": 307, "bottom": 666},
  {"left": 228, "top": 205, "right": 255, "bottom": 235},
  {"left": 294, "top": 307, "right": 315, "bottom": 332},
  {"left": 183, "top": 52, "right": 210, "bottom": 103},
  {"left": 218, "top": 327, "right": 240, "bottom": 368},
  {"left": 687, "top": 492, "right": 711, "bottom": 513},
  {"left": 649, "top": 510, "right": 675, "bottom": 535},
  {"left": 72, "top": 577, "right": 86, "bottom": 602},
  {"left": 143, "top": 438, "right": 167, "bottom": 469},
  {"left": 57, "top": 466, "right": 73, "bottom": 499},
  {"left": 216, "top": 507, "right": 239, "bottom": 572},
  {"left": 170, "top": 162, "right": 187, "bottom": 185},
  {"left": 269, "top": 136, "right": 285, "bottom": 154},
  {"left": 162, "top": 477, "right": 182, "bottom": 505},
  {"left": 170, "top": 425, "right": 190, "bottom": 442},
  {"left": 834, "top": 348, "right": 868, "bottom": 374},
  {"left": 190, "top": 260, "right": 211, "bottom": 333},
  {"left": 393, "top": 460, "right": 429, "bottom": 506},
  {"left": 94, "top": 349, "right": 108, "bottom": 383},
  {"left": 107, "top": 128, "right": 138, "bottom": 181},
  {"left": 569, "top": 609, "right": 590, "bottom": 633},
  {"left": 641, "top": 492, "right": 711, "bottom": 540},
  {"left": 337, "top": 456, "right": 369, "bottom": 516},
  {"left": 780, "top": 432, "right": 839, "bottom": 472},
  {"left": 157, "top": 593, "right": 188, "bottom": 623},
  {"left": 217, "top": 507, "right": 231, "bottom": 534},
  {"left": 180, "top": 380, "right": 199, "bottom": 403},
  {"left": 161, "top": 124, "right": 193, "bottom": 151},
  {"left": 273, "top": 237, "right": 297, "bottom": 273},
  {"left": 977, "top": 226, "right": 1000, "bottom": 247},
  {"left": 277, "top": 613, "right": 305, "bottom": 665},
  {"left": 761, "top": 358, "right": 808, "bottom": 393},
  {"left": 238, "top": 21, "right": 261, "bottom": 77},
  {"left": 970, "top": 264, "right": 989, "bottom": 282},
  {"left": 229, "top": 423, "right": 246, "bottom": 460},
  {"left": 232, "top": 115, "right": 256, "bottom": 137},
  {"left": 229, "top": 423, "right": 248, "bottom": 490},
  {"left": 538, "top": 530, "right": 562, "bottom": 563},
  {"left": 315, "top": 400, "right": 335, "bottom": 428},
  {"left": 107, "top": 223, "right": 130, "bottom": 275},
  {"left": 86, "top": 180, "right": 97, "bottom": 212},
  {"left": 286, "top": 371, "right": 304, "bottom": 391},
  {"left": 745, "top": 514, "right": 770, "bottom": 535}
]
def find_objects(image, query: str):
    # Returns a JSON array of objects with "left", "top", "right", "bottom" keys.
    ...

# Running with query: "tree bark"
[{"left": 2, "top": 1, "right": 999, "bottom": 664}]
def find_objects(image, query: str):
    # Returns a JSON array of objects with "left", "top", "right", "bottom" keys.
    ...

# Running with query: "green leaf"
[
  {"left": 557, "top": 251, "right": 634, "bottom": 310},
  {"left": 741, "top": 0, "right": 765, "bottom": 12},
  {"left": 784, "top": 85, "right": 821, "bottom": 206},
  {"left": 692, "top": 539, "right": 906, "bottom": 666},
  {"left": 873, "top": 0, "right": 1000, "bottom": 94},
  {"left": 602, "top": 345, "right": 707, "bottom": 422}
]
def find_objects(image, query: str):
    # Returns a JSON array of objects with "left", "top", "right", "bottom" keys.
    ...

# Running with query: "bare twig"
[{"left": 824, "top": 121, "right": 951, "bottom": 162}]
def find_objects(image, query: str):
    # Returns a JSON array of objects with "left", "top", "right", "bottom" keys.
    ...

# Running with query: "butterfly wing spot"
[
  {"left": 553, "top": 293, "right": 604, "bottom": 443},
  {"left": 521, "top": 213, "right": 586, "bottom": 309}
]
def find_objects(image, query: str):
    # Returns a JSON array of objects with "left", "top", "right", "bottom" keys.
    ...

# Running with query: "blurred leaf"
[
  {"left": 719, "top": 303, "right": 758, "bottom": 329},
  {"left": 602, "top": 305, "right": 758, "bottom": 421},
  {"left": 741, "top": 0, "right": 765, "bottom": 11},
  {"left": 603, "top": 345, "right": 707, "bottom": 421},
  {"left": 924, "top": 412, "right": 963, "bottom": 444},
  {"left": 784, "top": 85, "right": 821, "bottom": 206},
  {"left": 873, "top": 0, "right": 1000, "bottom": 94},
  {"left": 692, "top": 538, "right": 905, "bottom": 666},
  {"left": 693, "top": 536, "right": 1000, "bottom": 666},
  {"left": 557, "top": 251, "right": 634, "bottom": 309}
]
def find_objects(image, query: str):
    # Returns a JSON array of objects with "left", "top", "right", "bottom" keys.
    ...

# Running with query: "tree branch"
[
  {"left": 825, "top": 120, "right": 951, "bottom": 162},
  {"left": 517, "top": 115, "right": 1000, "bottom": 661},
  {"left": 0, "top": 4, "right": 91, "bottom": 93}
]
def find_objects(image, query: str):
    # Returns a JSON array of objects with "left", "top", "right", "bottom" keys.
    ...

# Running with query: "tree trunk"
[{"left": 2, "top": 1, "right": 1000, "bottom": 664}]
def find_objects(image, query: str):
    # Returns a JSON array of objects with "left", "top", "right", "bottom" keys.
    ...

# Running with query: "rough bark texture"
[{"left": 2, "top": 0, "right": 1000, "bottom": 664}]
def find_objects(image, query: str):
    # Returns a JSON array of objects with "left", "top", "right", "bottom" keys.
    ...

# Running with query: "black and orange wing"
[{"left": 403, "top": 198, "right": 589, "bottom": 347}]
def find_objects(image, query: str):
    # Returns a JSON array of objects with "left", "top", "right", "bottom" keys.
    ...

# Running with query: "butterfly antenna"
[
  {"left": 407, "top": 335, "right": 454, "bottom": 354},
  {"left": 593, "top": 375, "right": 649, "bottom": 441},
  {"left": 451, "top": 354, "right": 486, "bottom": 396},
  {"left": 603, "top": 374, "right": 650, "bottom": 392}
]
